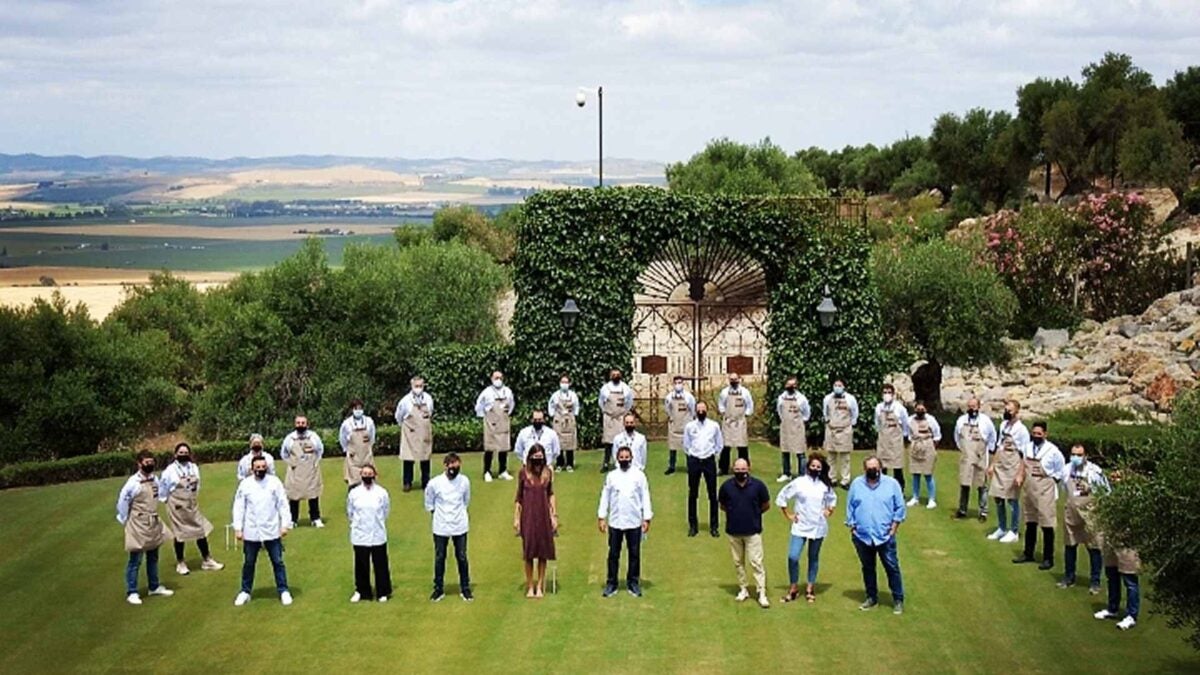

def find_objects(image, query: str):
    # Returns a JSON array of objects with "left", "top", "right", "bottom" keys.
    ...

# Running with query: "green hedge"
[{"left": 409, "top": 344, "right": 511, "bottom": 420}]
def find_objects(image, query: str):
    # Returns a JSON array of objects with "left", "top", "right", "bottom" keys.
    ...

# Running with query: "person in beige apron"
[
  {"left": 116, "top": 451, "right": 174, "bottom": 605},
  {"left": 475, "top": 371, "right": 515, "bottom": 481},
  {"left": 775, "top": 377, "right": 811, "bottom": 482},
  {"left": 718, "top": 374, "right": 754, "bottom": 475},
  {"left": 340, "top": 399, "right": 377, "bottom": 490},
  {"left": 549, "top": 375, "right": 581, "bottom": 471},
  {"left": 599, "top": 369, "right": 633, "bottom": 472},
  {"left": 1059, "top": 444, "right": 1110, "bottom": 592},
  {"left": 663, "top": 375, "right": 696, "bottom": 476},
  {"left": 397, "top": 377, "right": 434, "bottom": 491},
  {"left": 874, "top": 384, "right": 908, "bottom": 492},
  {"left": 905, "top": 403, "right": 942, "bottom": 508},
  {"left": 954, "top": 398, "right": 995, "bottom": 521},
  {"left": 1095, "top": 501, "right": 1142, "bottom": 630},
  {"left": 821, "top": 381, "right": 859, "bottom": 488},
  {"left": 160, "top": 443, "right": 221, "bottom": 575},
  {"left": 988, "top": 400, "right": 1029, "bottom": 543},
  {"left": 1012, "top": 422, "right": 1065, "bottom": 569},
  {"left": 281, "top": 416, "right": 325, "bottom": 527}
]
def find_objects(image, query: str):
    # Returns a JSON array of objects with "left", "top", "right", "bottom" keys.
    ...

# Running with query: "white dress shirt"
[
  {"left": 776, "top": 475, "right": 838, "bottom": 539},
  {"left": 822, "top": 392, "right": 860, "bottom": 425},
  {"left": 116, "top": 473, "right": 159, "bottom": 525},
  {"left": 396, "top": 390, "right": 435, "bottom": 421},
  {"left": 996, "top": 419, "right": 1030, "bottom": 454},
  {"left": 424, "top": 473, "right": 471, "bottom": 536},
  {"left": 1063, "top": 460, "right": 1111, "bottom": 497},
  {"left": 237, "top": 451, "right": 276, "bottom": 481},
  {"left": 280, "top": 430, "right": 325, "bottom": 459},
  {"left": 338, "top": 414, "right": 377, "bottom": 451},
  {"left": 662, "top": 389, "right": 697, "bottom": 417},
  {"left": 513, "top": 424, "right": 562, "bottom": 464},
  {"left": 683, "top": 418, "right": 725, "bottom": 459},
  {"left": 231, "top": 474, "right": 291, "bottom": 542},
  {"left": 717, "top": 385, "right": 755, "bottom": 417},
  {"left": 474, "top": 385, "right": 515, "bottom": 417},
  {"left": 547, "top": 389, "right": 580, "bottom": 417},
  {"left": 598, "top": 466, "right": 653, "bottom": 530},
  {"left": 159, "top": 461, "right": 201, "bottom": 501},
  {"left": 597, "top": 381, "right": 634, "bottom": 411},
  {"left": 776, "top": 392, "right": 812, "bottom": 421},
  {"left": 611, "top": 429, "right": 648, "bottom": 470},
  {"left": 954, "top": 413, "right": 998, "bottom": 451},
  {"left": 347, "top": 483, "right": 390, "bottom": 547},
  {"left": 1023, "top": 439, "right": 1067, "bottom": 481},
  {"left": 874, "top": 400, "right": 910, "bottom": 436},
  {"left": 904, "top": 414, "right": 943, "bottom": 442}
]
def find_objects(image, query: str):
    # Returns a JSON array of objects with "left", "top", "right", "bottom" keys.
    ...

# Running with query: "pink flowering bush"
[{"left": 981, "top": 205, "right": 1080, "bottom": 334}]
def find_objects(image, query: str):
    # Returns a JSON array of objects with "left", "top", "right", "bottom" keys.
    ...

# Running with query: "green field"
[{"left": 1, "top": 444, "right": 1195, "bottom": 674}]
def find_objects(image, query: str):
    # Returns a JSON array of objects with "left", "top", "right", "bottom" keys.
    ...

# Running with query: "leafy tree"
[
  {"left": 431, "top": 205, "right": 515, "bottom": 263},
  {"left": 794, "top": 146, "right": 840, "bottom": 190},
  {"left": 1016, "top": 77, "right": 1079, "bottom": 194},
  {"left": 1163, "top": 65, "right": 1200, "bottom": 161},
  {"left": 393, "top": 223, "right": 431, "bottom": 248},
  {"left": 929, "top": 108, "right": 1029, "bottom": 213},
  {"left": 666, "top": 137, "right": 823, "bottom": 196},
  {"left": 106, "top": 272, "right": 209, "bottom": 392},
  {"left": 889, "top": 158, "right": 939, "bottom": 199},
  {"left": 1079, "top": 52, "right": 1157, "bottom": 187},
  {"left": 1041, "top": 98, "right": 1091, "bottom": 195},
  {"left": 1119, "top": 114, "right": 1191, "bottom": 195}
]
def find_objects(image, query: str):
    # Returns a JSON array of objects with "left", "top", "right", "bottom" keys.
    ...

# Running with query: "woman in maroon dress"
[{"left": 514, "top": 444, "right": 558, "bottom": 598}]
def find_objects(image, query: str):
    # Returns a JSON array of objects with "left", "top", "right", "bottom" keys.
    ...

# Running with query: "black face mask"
[
  {"left": 251, "top": 446, "right": 263, "bottom": 454},
  {"left": 808, "top": 467, "right": 821, "bottom": 478},
  {"left": 1032, "top": 437, "right": 1044, "bottom": 446},
  {"left": 611, "top": 376, "right": 621, "bottom": 383},
  {"left": 362, "top": 476, "right": 375, "bottom": 485},
  {"left": 866, "top": 468, "right": 881, "bottom": 481},
  {"left": 1003, "top": 411, "right": 1013, "bottom": 421},
  {"left": 140, "top": 463, "right": 155, "bottom": 474},
  {"left": 176, "top": 455, "right": 190, "bottom": 464},
  {"left": 254, "top": 469, "right": 267, "bottom": 479},
  {"left": 734, "top": 472, "right": 749, "bottom": 483},
  {"left": 530, "top": 457, "right": 545, "bottom": 468},
  {"left": 915, "top": 411, "right": 926, "bottom": 419},
  {"left": 295, "top": 426, "right": 307, "bottom": 435},
  {"left": 968, "top": 410, "right": 979, "bottom": 419},
  {"left": 532, "top": 421, "right": 544, "bottom": 430},
  {"left": 785, "top": 386, "right": 796, "bottom": 393},
  {"left": 447, "top": 466, "right": 460, "bottom": 479},
  {"left": 618, "top": 459, "right": 632, "bottom": 471},
  {"left": 697, "top": 413, "right": 707, "bottom": 422},
  {"left": 624, "top": 425, "right": 635, "bottom": 434}
]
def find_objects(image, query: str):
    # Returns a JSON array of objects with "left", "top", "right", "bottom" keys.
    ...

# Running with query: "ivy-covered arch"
[{"left": 511, "top": 187, "right": 890, "bottom": 445}]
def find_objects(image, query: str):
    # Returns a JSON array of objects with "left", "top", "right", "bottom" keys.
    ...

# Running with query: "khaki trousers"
[
  {"left": 728, "top": 533, "right": 766, "bottom": 592},
  {"left": 831, "top": 452, "right": 852, "bottom": 485}
]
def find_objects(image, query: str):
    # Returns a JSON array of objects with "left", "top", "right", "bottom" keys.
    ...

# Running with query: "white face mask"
[
  {"left": 412, "top": 387, "right": 424, "bottom": 396},
  {"left": 674, "top": 384, "right": 684, "bottom": 393},
  {"left": 883, "top": 393, "right": 893, "bottom": 403},
  {"left": 560, "top": 383, "right": 570, "bottom": 391},
  {"left": 352, "top": 408, "right": 364, "bottom": 419},
  {"left": 492, "top": 379, "right": 503, "bottom": 388}
]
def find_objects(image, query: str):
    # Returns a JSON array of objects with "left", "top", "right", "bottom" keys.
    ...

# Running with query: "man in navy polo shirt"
[
  {"left": 719, "top": 458, "right": 772, "bottom": 608},
  {"left": 846, "top": 455, "right": 907, "bottom": 615}
]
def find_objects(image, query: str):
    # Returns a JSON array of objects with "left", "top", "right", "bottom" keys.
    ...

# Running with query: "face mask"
[
  {"left": 729, "top": 382, "right": 739, "bottom": 390},
  {"left": 734, "top": 471, "right": 749, "bottom": 483},
  {"left": 560, "top": 383, "right": 570, "bottom": 391},
  {"left": 834, "top": 386, "right": 845, "bottom": 396},
  {"left": 1032, "top": 437, "right": 1044, "bottom": 446},
  {"left": 492, "top": 379, "right": 503, "bottom": 389},
  {"left": 866, "top": 468, "right": 880, "bottom": 481},
  {"left": 624, "top": 425, "right": 636, "bottom": 434},
  {"left": 674, "top": 384, "right": 683, "bottom": 393},
  {"left": 808, "top": 467, "right": 821, "bottom": 478},
  {"left": 968, "top": 410, "right": 979, "bottom": 419},
  {"left": 140, "top": 463, "right": 155, "bottom": 474},
  {"left": 1003, "top": 411, "right": 1013, "bottom": 421},
  {"left": 532, "top": 420, "right": 544, "bottom": 430},
  {"left": 353, "top": 409, "right": 364, "bottom": 419},
  {"left": 447, "top": 466, "right": 460, "bottom": 479},
  {"left": 1070, "top": 456, "right": 1084, "bottom": 467},
  {"left": 883, "top": 393, "right": 894, "bottom": 403},
  {"left": 413, "top": 387, "right": 424, "bottom": 396},
  {"left": 176, "top": 455, "right": 190, "bottom": 464},
  {"left": 785, "top": 385, "right": 796, "bottom": 394},
  {"left": 362, "top": 475, "right": 375, "bottom": 485},
  {"left": 295, "top": 426, "right": 307, "bottom": 435},
  {"left": 915, "top": 411, "right": 926, "bottom": 419},
  {"left": 618, "top": 459, "right": 632, "bottom": 471},
  {"left": 697, "top": 412, "right": 707, "bottom": 422},
  {"left": 530, "top": 457, "right": 545, "bottom": 467},
  {"left": 251, "top": 446, "right": 263, "bottom": 454},
  {"left": 612, "top": 376, "right": 621, "bottom": 384},
  {"left": 254, "top": 469, "right": 267, "bottom": 479}
]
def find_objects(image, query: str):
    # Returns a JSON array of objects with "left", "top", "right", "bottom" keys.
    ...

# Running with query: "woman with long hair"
[
  {"left": 776, "top": 452, "right": 837, "bottom": 603},
  {"left": 514, "top": 444, "right": 558, "bottom": 597}
]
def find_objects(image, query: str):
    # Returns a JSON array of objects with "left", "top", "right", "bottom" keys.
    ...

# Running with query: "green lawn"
[{"left": 1, "top": 443, "right": 1196, "bottom": 674}]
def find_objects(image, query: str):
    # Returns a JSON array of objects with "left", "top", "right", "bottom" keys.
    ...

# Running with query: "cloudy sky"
[{"left": 1, "top": 0, "right": 1197, "bottom": 163}]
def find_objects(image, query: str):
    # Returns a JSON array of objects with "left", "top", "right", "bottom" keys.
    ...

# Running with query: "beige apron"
[
  {"left": 1102, "top": 539, "right": 1141, "bottom": 575},
  {"left": 722, "top": 391, "right": 748, "bottom": 447},
  {"left": 125, "top": 477, "right": 168, "bottom": 553},
  {"left": 907, "top": 416, "right": 937, "bottom": 474},
  {"left": 666, "top": 395, "right": 691, "bottom": 451},
  {"left": 1021, "top": 454, "right": 1057, "bottom": 528},
  {"left": 823, "top": 397, "right": 853, "bottom": 454},
  {"left": 958, "top": 421, "right": 988, "bottom": 488},
  {"left": 285, "top": 435, "right": 323, "bottom": 501},
  {"left": 553, "top": 397, "right": 577, "bottom": 451},
  {"left": 1063, "top": 477, "right": 1099, "bottom": 547},
  {"left": 344, "top": 421, "right": 375, "bottom": 485},
  {"left": 876, "top": 405, "right": 904, "bottom": 469},
  {"left": 779, "top": 396, "right": 806, "bottom": 455},
  {"left": 483, "top": 394, "right": 511, "bottom": 452},
  {"left": 400, "top": 399, "right": 433, "bottom": 461},
  {"left": 166, "top": 467, "right": 213, "bottom": 541},
  {"left": 602, "top": 389, "right": 626, "bottom": 444},
  {"left": 989, "top": 426, "right": 1023, "bottom": 499}
]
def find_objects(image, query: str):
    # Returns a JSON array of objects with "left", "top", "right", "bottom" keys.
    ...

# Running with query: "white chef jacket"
[
  {"left": 513, "top": 424, "right": 562, "bottom": 464},
  {"left": 954, "top": 413, "right": 998, "bottom": 451},
  {"left": 338, "top": 414, "right": 377, "bottom": 452},
  {"left": 775, "top": 474, "right": 837, "bottom": 539},
  {"left": 237, "top": 451, "right": 276, "bottom": 481},
  {"left": 231, "top": 474, "right": 291, "bottom": 542},
  {"left": 598, "top": 466, "right": 653, "bottom": 530},
  {"left": 347, "top": 482, "right": 390, "bottom": 546},
  {"left": 474, "top": 385, "right": 515, "bottom": 417},
  {"left": 425, "top": 473, "right": 471, "bottom": 537}
]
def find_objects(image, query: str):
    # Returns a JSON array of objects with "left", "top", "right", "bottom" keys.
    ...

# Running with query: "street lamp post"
[
  {"left": 576, "top": 86, "right": 603, "bottom": 187},
  {"left": 560, "top": 298, "right": 581, "bottom": 331},
  {"left": 817, "top": 285, "right": 838, "bottom": 329}
]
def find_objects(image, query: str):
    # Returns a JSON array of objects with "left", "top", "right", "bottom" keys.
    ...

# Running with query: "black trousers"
[
  {"left": 433, "top": 533, "right": 470, "bottom": 592},
  {"left": 173, "top": 537, "right": 211, "bottom": 561},
  {"left": 719, "top": 447, "right": 749, "bottom": 474},
  {"left": 1024, "top": 523, "right": 1056, "bottom": 563},
  {"left": 687, "top": 455, "right": 718, "bottom": 529},
  {"left": 483, "top": 451, "right": 508, "bottom": 475},
  {"left": 606, "top": 527, "right": 642, "bottom": 586},
  {"left": 289, "top": 498, "right": 320, "bottom": 524},
  {"left": 403, "top": 460, "right": 431, "bottom": 488},
  {"left": 353, "top": 544, "right": 392, "bottom": 599}
]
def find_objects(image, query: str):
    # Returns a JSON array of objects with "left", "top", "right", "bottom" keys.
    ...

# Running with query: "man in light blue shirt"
[{"left": 845, "top": 455, "right": 907, "bottom": 614}]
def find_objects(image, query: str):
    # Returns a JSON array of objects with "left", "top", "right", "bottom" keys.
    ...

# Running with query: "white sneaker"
[
  {"left": 201, "top": 558, "right": 224, "bottom": 571},
  {"left": 148, "top": 586, "right": 174, "bottom": 597},
  {"left": 126, "top": 593, "right": 142, "bottom": 605},
  {"left": 906, "top": 497, "right": 920, "bottom": 507},
  {"left": 776, "top": 474, "right": 791, "bottom": 483},
  {"left": 987, "top": 528, "right": 1005, "bottom": 540},
  {"left": 484, "top": 472, "right": 494, "bottom": 483},
  {"left": 926, "top": 500, "right": 938, "bottom": 509},
  {"left": 378, "top": 596, "right": 388, "bottom": 603},
  {"left": 350, "top": 592, "right": 361, "bottom": 603},
  {"left": 313, "top": 519, "right": 325, "bottom": 528},
  {"left": 234, "top": 591, "right": 251, "bottom": 606},
  {"left": 280, "top": 591, "right": 293, "bottom": 606},
  {"left": 175, "top": 562, "right": 190, "bottom": 575},
  {"left": 1000, "top": 531, "right": 1019, "bottom": 544},
  {"left": 735, "top": 588, "right": 750, "bottom": 602},
  {"left": 565, "top": 466, "right": 574, "bottom": 473},
  {"left": 757, "top": 593, "right": 771, "bottom": 608},
  {"left": 1094, "top": 608, "right": 1117, "bottom": 620},
  {"left": 1117, "top": 615, "right": 1137, "bottom": 630},
  {"left": 499, "top": 471, "right": 514, "bottom": 481}
]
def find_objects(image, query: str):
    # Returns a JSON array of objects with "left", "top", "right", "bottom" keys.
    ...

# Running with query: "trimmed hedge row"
[{"left": 0, "top": 421, "right": 484, "bottom": 490}]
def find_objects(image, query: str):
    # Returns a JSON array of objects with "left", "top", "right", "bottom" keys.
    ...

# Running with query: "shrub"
[
  {"left": 1182, "top": 186, "right": 1200, "bottom": 215},
  {"left": 409, "top": 344, "right": 512, "bottom": 422}
]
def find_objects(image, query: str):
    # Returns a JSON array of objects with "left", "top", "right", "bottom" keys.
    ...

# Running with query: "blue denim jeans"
[
  {"left": 1106, "top": 568, "right": 1140, "bottom": 620},
  {"left": 787, "top": 536, "right": 824, "bottom": 585},
  {"left": 995, "top": 498, "right": 1020, "bottom": 531},
  {"left": 1064, "top": 545, "right": 1102, "bottom": 586},
  {"left": 852, "top": 536, "right": 904, "bottom": 603},
  {"left": 433, "top": 533, "right": 470, "bottom": 593},
  {"left": 910, "top": 474, "right": 935, "bottom": 501},
  {"left": 125, "top": 548, "right": 160, "bottom": 594},
  {"left": 241, "top": 538, "right": 288, "bottom": 594}
]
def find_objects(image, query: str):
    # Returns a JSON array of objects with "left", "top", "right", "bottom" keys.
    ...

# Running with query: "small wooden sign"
[
  {"left": 641, "top": 355, "right": 668, "bottom": 375},
  {"left": 726, "top": 355, "right": 754, "bottom": 375}
]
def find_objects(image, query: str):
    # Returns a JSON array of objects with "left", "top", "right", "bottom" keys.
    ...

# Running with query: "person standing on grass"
[
  {"left": 612, "top": 412, "right": 648, "bottom": 471},
  {"left": 598, "top": 446, "right": 653, "bottom": 598},
  {"left": 514, "top": 409, "right": 561, "bottom": 467},
  {"left": 719, "top": 458, "right": 772, "bottom": 608},
  {"left": 237, "top": 433, "right": 275, "bottom": 481},
  {"left": 548, "top": 374, "right": 580, "bottom": 471},
  {"left": 396, "top": 377, "right": 434, "bottom": 492},
  {"left": 514, "top": 444, "right": 557, "bottom": 598},
  {"left": 232, "top": 456, "right": 292, "bottom": 607},
  {"left": 280, "top": 415, "right": 324, "bottom": 528},
  {"left": 117, "top": 450, "right": 174, "bottom": 605},
  {"left": 846, "top": 455, "right": 906, "bottom": 615},
  {"left": 1094, "top": 471, "right": 1141, "bottom": 631},
  {"left": 684, "top": 401, "right": 724, "bottom": 538},
  {"left": 598, "top": 368, "right": 634, "bottom": 472},
  {"left": 717, "top": 373, "right": 753, "bottom": 475},
  {"left": 954, "top": 398, "right": 995, "bottom": 522},
  {"left": 476, "top": 371, "right": 515, "bottom": 483},
  {"left": 988, "top": 399, "right": 1028, "bottom": 544},
  {"left": 663, "top": 375, "right": 696, "bottom": 476},
  {"left": 1012, "top": 421, "right": 1065, "bottom": 570},
  {"left": 874, "top": 383, "right": 909, "bottom": 492},
  {"left": 159, "top": 443, "right": 222, "bottom": 576},
  {"left": 347, "top": 464, "right": 391, "bottom": 603},
  {"left": 905, "top": 401, "right": 941, "bottom": 510},
  {"left": 775, "top": 377, "right": 811, "bottom": 483},
  {"left": 822, "top": 380, "right": 859, "bottom": 489},
  {"left": 339, "top": 399, "right": 376, "bottom": 491},
  {"left": 1059, "top": 444, "right": 1109, "bottom": 594},
  {"left": 425, "top": 453, "right": 473, "bottom": 602},
  {"left": 777, "top": 452, "right": 836, "bottom": 604}
]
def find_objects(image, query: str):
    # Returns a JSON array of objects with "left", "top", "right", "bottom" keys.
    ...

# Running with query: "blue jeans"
[
  {"left": 910, "top": 474, "right": 935, "bottom": 501},
  {"left": 1106, "top": 568, "right": 1140, "bottom": 620},
  {"left": 994, "top": 498, "right": 1021, "bottom": 531},
  {"left": 433, "top": 533, "right": 470, "bottom": 593},
  {"left": 125, "top": 548, "right": 160, "bottom": 594},
  {"left": 242, "top": 538, "right": 288, "bottom": 594},
  {"left": 1064, "top": 545, "right": 1102, "bottom": 586},
  {"left": 787, "top": 536, "right": 824, "bottom": 585},
  {"left": 852, "top": 536, "right": 904, "bottom": 603}
]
